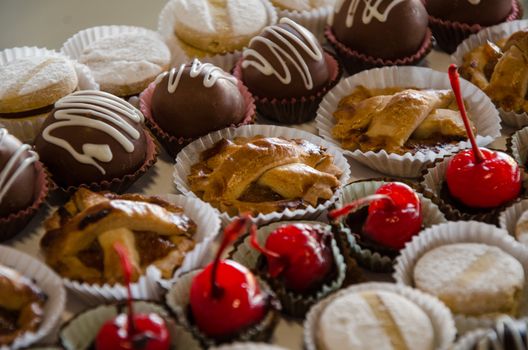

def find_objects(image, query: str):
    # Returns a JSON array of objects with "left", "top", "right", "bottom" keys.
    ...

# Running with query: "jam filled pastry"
[
  {"left": 460, "top": 29, "right": 528, "bottom": 113},
  {"left": 0, "top": 265, "right": 46, "bottom": 346},
  {"left": 40, "top": 188, "right": 196, "bottom": 284},
  {"left": 332, "top": 86, "right": 475, "bottom": 154},
  {"left": 188, "top": 136, "right": 342, "bottom": 216}
]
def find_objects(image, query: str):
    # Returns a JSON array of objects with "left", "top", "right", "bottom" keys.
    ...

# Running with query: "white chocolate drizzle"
[
  {"left": 241, "top": 18, "right": 324, "bottom": 90},
  {"left": 154, "top": 59, "right": 237, "bottom": 93},
  {"left": 0, "top": 128, "right": 38, "bottom": 205},
  {"left": 334, "top": 0, "right": 405, "bottom": 27},
  {"left": 42, "top": 90, "right": 144, "bottom": 175}
]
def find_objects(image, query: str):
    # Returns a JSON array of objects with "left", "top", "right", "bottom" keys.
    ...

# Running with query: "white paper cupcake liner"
[
  {"left": 173, "top": 124, "right": 351, "bottom": 226},
  {"left": 393, "top": 221, "right": 528, "bottom": 334},
  {"left": 158, "top": 0, "right": 278, "bottom": 72},
  {"left": 335, "top": 179, "right": 447, "bottom": 272},
  {"left": 315, "top": 66, "right": 501, "bottom": 177},
  {"left": 14, "top": 194, "right": 220, "bottom": 305},
  {"left": 451, "top": 328, "right": 490, "bottom": 350},
  {"left": 0, "top": 245, "right": 66, "bottom": 350},
  {"left": 274, "top": 5, "right": 333, "bottom": 42},
  {"left": 165, "top": 270, "right": 279, "bottom": 348},
  {"left": 59, "top": 300, "right": 199, "bottom": 350},
  {"left": 229, "top": 220, "right": 346, "bottom": 317},
  {"left": 509, "top": 126, "right": 528, "bottom": 169},
  {"left": 0, "top": 46, "right": 98, "bottom": 143},
  {"left": 452, "top": 19, "right": 528, "bottom": 128},
  {"left": 498, "top": 199, "right": 528, "bottom": 245},
  {"left": 303, "top": 282, "right": 456, "bottom": 350},
  {"left": 212, "top": 343, "right": 288, "bottom": 350}
]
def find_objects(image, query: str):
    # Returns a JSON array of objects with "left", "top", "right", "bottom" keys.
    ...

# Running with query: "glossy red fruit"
[
  {"left": 189, "top": 260, "right": 268, "bottom": 338},
  {"left": 363, "top": 182, "right": 422, "bottom": 250},
  {"left": 446, "top": 148, "right": 521, "bottom": 208},
  {"left": 96, "top": 313, "right": 170, "bottom": 350},
  {"left": 253, "top": 223, "right": 333, "bottom": 293}
]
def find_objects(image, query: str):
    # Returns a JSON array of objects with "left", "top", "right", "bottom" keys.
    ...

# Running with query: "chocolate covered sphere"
[
  {"left": 34, "top": 90, "right": 147, "bottom": 187},
  {"left": 331, "top": 0, "right": 428, "bottom": 60},
  {"left": 425, "top": 0, "right": 512, "bottom": 26},
  {"left": 151, "top": 59, "right": 246, "bottom": 139},
  {"left": 241, "top": 18, "right": 331, "bottom": 99},
  {"left": 0, "top": 129, "right": 38, "bottom": 216}
]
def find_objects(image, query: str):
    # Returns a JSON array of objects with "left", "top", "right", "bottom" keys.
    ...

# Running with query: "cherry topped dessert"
[
  {"left": 445, "top": 64, "right": 521, "bottom": 209},
  {"left": 189, "top": 216, "right": 270, "bottom": 340},
  {"left": 330, "top": 182, "right": 423, "bottom": 251},
  {"left": 95, "top": 243, "right": 170, "bottom": 350},
  {"left": 249, "top": 223, "right": 334, "bottom": 294}
]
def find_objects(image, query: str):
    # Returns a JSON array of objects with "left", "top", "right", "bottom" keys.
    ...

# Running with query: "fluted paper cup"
[
  {"left": 315, "top": 66, "right": 501, "bottom": 177},
  {"left": 452, "top": 19, "right": 528, "bottom": 128},
  {"left": 274, "top": 5, "right": 333, "bottom": 42},
  {"left": 394, "top": 221, "right": 528, "bottom": 334},
  {"left": 212, "top": 343, "right": 288, "bottom": 350},
  {"left": 173, "top": 124, "right": 350, "bottom": 226},
  {"left": 498, "top": 199, "right": 528, "bottom": 245}
]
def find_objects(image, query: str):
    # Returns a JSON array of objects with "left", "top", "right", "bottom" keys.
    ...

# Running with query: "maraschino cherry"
[
  {"left": 330, "top": 182, "right": 422, "bottom": 250},
  {"left": 249, "top": 223, "right": 334, "bottom": 293},
  {"left": 446, "top": 64, "right": 521, "bottom": 208},
  {"left": 95, "top": 243, "right": 170, "bottom": 350},
  {"left": 189, "top": 216, "right": 269, "bottom": 339}
]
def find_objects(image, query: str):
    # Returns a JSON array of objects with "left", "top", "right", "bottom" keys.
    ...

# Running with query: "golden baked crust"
[
  {"left": 460, "top": 30, "right": 528, "bottom": 113},
  {"left": 0, "top": 265, "right": 46, "bottom": 346},
  {"left": 332, "top": 86, "right": 473, "bottom": 154},
  {"left": 40, "top": 188, "right": 196, "bottom": 284},
  {"left": 188, "top": 136, "right": 342, "bottom": 215}
]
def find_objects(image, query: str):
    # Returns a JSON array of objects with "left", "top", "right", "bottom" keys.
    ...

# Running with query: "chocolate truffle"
[
  {"left": 0, "top": 128, "right": 38, "bottom": 216},
  {"left": 241, "top": 18, "right": 331, "bottom": 99},
  {"left": 34, "top": 90, "right": 147, "bottom": 187},
  {"left": 331, "top": 0, "right": 428, "bottom": 60},
  {"left": 425, "top": 0, "right": 512, "bottom": 26},
  {"left": 151, "top": 59, "right": 246, "bottom": 139}
]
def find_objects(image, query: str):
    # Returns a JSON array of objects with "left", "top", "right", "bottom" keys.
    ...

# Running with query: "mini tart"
[
  {"left": 165, "top": 270, "right": 280, "bottom": 348},
  {"left": 419, "top": 153, "right": 526, "bottom": 224},
  {"left": 332, "top": 178, "right": 446, "bottom": 273},
  {"left": 394, "top": 221, "right": 528, "bottom": 333},
  {"left": 428, "top": 0, "right": 522, "bottom": 54},
  {"left": 59, "top": 301, "right": 195, "bottom": 350},
  {"left": 303, "top": 282, "right": 456, "bottom": 350},
  {"left": 229, "top": 221, "right": 349, "bottom": 318},
  {"left": 453, "top": 316, "right": 528, "bottom": 350}
]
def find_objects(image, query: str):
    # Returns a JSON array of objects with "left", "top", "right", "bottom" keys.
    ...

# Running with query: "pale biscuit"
[
  {"left": 172, "top": 0, "right": 269, "bottom": 54},
  {"left": 271, "top": 0, "right": 334, "bottom": 11},
  {"left": 0, "top": 56, "right": 77, "bottom": 114},
  {"left": 78, "top": 33, "right": 170, "bottom": 97},
  {"left": 317, "top": 290, "right": 434, "bottom": 350},
  {"left": 414, "top": 243, "right": 525, "bottom": 317}
]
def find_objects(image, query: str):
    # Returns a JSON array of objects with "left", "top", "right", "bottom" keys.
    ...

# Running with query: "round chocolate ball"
[
  {"left": 425, "top": 0, "right": 512, "bottom": 26},
  {"left": 151, "top": 60, "right": 246, "bottom": 139},
  {"left": 331, "top": 0, "right": 428, "bottom": 60},
  {"left": 241, "top": 18, "right": 331, "bottom": 99},
  {"left": 0, "top": 129, "right": 37, "bottom": 216},
  {"left": 34, "top": 90, "right": 147, "bottom": 187}
]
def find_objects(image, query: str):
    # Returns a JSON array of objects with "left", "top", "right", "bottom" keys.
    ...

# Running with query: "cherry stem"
[
  {"left": 329, "top": 194, "right": 394, "bottom": 221},
  {"left": 210, "top": 214, "right": 251, "bottom": 299},
  {"left": 448, "top": 64, "right": 485, "bottom": 164},
  {"left": 113, "top": 242, "right": 136, "bottom": 339},
  {"left": 249, "top": 223, "right": 281, "bottom": 260}
]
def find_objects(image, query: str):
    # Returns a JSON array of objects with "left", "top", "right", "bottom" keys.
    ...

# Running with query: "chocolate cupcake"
[
  {"left": 326, "top": 0, "right": 432, "bottom": 74},
  {"left": 234, "top": 18, "right": 342, "bottom": 124},
  {"left": 139, "top": 59, "right": 255, "bottom": 157},
  {"left": 424, "top": 0, "right": 522, "bottom": 53},
  {"left": 34, "top": 90, "right": 157, "bottom": 193}
]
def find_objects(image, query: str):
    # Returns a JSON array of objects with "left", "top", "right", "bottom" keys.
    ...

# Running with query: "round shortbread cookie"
[
  {"left": 271, "top": 0, "right": 334, "bottom": 11},
  {"left": 0, "top": 56, "right": 77, "bottom": 114},
  {"left": 172, "top": 0, "right": 270, "bottom": 54},
  {"left": 317, "top": 290, "right": 434, "bottom": 350},
  {"left": 414, "top": 243, "right": 525, "bottom": 317},
  {"left": 78, "top": 32, "right": 170, "bottom": 97}
]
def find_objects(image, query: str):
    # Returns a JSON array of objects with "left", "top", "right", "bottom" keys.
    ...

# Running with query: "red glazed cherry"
[
  {"left": 330, "top": 182, "right": 422, "bottom": 250},
  {"left": 95, "top": 243, "right": 170, "bottom": 350},
  {"left": 446, "top": 64, "right": 521, "bottom": 208},
  {"left": 250, "top": 223, "right": 334, "bottom": 293},
  {"left": 189, "top": 216, "right": 268, "bottom": 339}
]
